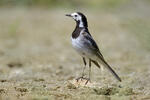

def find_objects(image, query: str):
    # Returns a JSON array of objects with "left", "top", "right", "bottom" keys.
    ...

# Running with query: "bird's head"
[{"left": 66, "top": 12, "right": 88, "bottom": 28}]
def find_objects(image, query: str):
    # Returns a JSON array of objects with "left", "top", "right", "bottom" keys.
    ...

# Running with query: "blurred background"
[{"left": 0, "top": 0, "right": 150, "bottom": 99}]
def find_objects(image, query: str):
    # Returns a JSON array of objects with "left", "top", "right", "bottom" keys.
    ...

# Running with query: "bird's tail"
[{"left": 97, "top": 54, "right": 122, "bottom": 82}]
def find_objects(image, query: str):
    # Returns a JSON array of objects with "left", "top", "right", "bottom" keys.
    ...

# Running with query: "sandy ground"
[{"left": 0, "top": 6, "right": 150, "bottom": 100}]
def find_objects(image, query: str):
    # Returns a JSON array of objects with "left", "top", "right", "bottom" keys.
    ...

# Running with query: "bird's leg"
[
  {"left": 89, "top": 59, "right": 91, "bottom": 80},
  {"left": 76, "top": 57, "right": 87, "bottom": 82},
  {"left": 85, "top": 59, "right": 92, "bottom": 84},
  {"left": 82, "top": 57, "right": 86, "bottom": 77}
]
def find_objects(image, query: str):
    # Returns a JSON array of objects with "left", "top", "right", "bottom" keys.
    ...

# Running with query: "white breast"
[
  {"left": 71, "top": 36, "right": 84, "bottom": 56},
  {"left": 71, "top": 30, "right": 98, "bottom": 60}
]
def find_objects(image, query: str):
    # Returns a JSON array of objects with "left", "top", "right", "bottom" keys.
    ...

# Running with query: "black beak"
[{"left": 65, "top": 14, "right": 71, "bottom": 17}]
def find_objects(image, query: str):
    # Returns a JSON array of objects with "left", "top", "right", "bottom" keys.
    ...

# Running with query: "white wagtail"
[{"left": 66, "top": 12, "right": 121, "bottom": 83}]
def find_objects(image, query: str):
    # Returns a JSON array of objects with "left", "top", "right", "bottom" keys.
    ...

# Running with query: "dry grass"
[{"left": 0, "top": 6, "right": 150, "bottom": 100}]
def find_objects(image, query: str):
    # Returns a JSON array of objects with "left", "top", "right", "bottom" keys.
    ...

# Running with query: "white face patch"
[{"left": 71, "top": 12, "right": 84, "bottom": 27}]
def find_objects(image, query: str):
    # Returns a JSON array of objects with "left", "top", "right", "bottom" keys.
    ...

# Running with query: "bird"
[{"left": 66, "top": 12, "right": 121, "bottom": 83}]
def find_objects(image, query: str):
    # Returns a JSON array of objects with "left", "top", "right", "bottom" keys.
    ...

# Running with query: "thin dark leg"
[
  {"left": 85, "top": 59, "right": 92, "bottom": 84},
  {"left": 89, "top": 59, "right": 91, "bottom": 79},
  {"left": 82, "top": 57, "right": 86, "bottom": 77},
  {"left": 83, "top": 57, "right": 86, "bottom": 65}
]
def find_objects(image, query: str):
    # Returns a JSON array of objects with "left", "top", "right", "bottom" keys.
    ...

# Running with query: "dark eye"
[{"left": 75, "top": 15, "right": 77, "bottom": 17}]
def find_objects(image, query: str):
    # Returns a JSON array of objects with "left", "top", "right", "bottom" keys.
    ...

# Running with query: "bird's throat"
[{"left": 76, "top": 20, "right": 87, "bottom": 28}]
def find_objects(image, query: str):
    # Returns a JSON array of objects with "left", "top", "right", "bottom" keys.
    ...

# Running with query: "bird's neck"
[
  {"left": 72, "top": 23, "right": 89, "bottom": 39},
  {"left": 76, "top": 20, "right": 88, "bottom": 28}
]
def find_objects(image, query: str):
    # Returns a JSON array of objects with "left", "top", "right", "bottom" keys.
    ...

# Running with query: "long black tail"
[{"left": 97, "top": 54, "right": 122, "bottom": 82}]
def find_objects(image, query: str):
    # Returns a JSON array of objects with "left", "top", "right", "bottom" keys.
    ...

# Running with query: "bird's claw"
[
  {"left": 76, "top": 76, "right": 84, "bottom": 82},
  {"left": 85, "top": 78, "right": 90, "bottom": 85},
  {"left": 76, "top": 77, "right": 90, "bottom": 85}
]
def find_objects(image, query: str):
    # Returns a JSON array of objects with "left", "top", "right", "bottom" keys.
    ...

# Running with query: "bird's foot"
[
  {"left": 76, "top": 77, "right": 91, "bottom": 85},
  {"left": 76, "top": 76, "right": 84, "bottom": 82},
  {"left": 85, "top": 78, "right": 90, "bottom": 85}
]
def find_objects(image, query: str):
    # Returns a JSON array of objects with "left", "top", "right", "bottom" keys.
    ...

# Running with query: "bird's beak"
[{"left": 65, "top": 14, "right": 72, "bottom": 17}]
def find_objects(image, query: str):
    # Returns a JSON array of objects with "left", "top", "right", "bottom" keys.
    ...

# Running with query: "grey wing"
[{"left": 82, "top": 31, "right": 104, "bottom": 59}]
